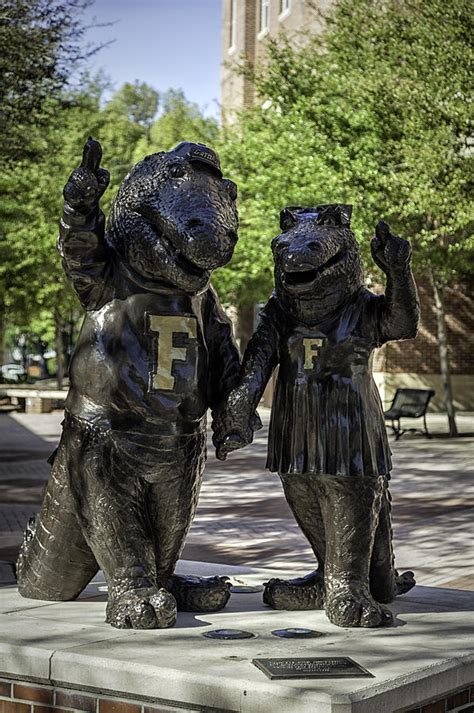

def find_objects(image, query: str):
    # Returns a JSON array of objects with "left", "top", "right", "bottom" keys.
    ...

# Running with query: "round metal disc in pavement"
[
  {"left": 271, "top": 628, "right": 325, "bottom": 638},
  {"left": 229, "top": 584, "right": 263, "bottom": 593},
  {"left": 203, "top": 629, "right": 256, "bottom": 640}
]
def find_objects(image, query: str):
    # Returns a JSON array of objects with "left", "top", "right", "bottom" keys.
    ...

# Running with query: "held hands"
[
  {"left": 63, "top": 137, "right": 110, "bottom": 212},
  {"left": 371, "top": 221, "right": 412, "bottom": 274},
  {"left": 215, "top": 432, "right": 251, "bottom": 462}
]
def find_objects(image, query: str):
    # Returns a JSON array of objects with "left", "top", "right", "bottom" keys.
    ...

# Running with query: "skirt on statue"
[{"left": 267, "top": 374, "right": 392, "bottom": 478}]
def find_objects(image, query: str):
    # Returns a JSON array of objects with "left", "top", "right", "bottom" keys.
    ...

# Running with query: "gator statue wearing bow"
[
  {"left": 17, "top": 139, "right": 241, "bottom": 629},
  {"left": 214, "top": 205, "right": 420, "bottom": 628}
]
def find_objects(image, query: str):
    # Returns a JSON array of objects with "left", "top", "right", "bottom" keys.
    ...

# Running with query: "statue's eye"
[
  {"left": 168, "top": 162, "right": 186, "bottom": 179},
  {"left": 223, "top": 180, "right": 238, "bottom": 201}
]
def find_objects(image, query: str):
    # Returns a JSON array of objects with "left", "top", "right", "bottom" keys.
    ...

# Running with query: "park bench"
[
  {"left": 4, "top": 387, "right": 67, "bottom": 414},
  {"left": 384, "top": 388, "right": 435, "bottom": 440}
]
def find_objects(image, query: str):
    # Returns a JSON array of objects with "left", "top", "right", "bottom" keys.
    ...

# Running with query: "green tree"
[
  {"left": 0, "top": 0, "right": 107, "bottom": 364},
  {"left": 0, "top": 90, "right": 100, "bottom": 383},
  {"left": 133, "top": 89, "right": 219, "bottom": 161},
  {"left": 0, "top": 80, "right": 154, "bottom": 382},
  {"left": 0, "top": 0, "right": 102, "bottom": 165},
  {"left": 106, "top": 81, "right": 159, "bottom": 138},
  {"left": 219, "top": 0, "right": 473, "bottom": 432}
]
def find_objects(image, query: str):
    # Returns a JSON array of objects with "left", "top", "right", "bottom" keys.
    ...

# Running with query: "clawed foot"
[
  {"left": 396, "top": 570, "right": 416, "bottom": 595},
  {"left": 371, "top": 569, "right": 416, "bottom": 603},
  {"left": 263, "top": 570, "right": 325, "bottom": 610},
  {"left": 168, "top": 574, "right": 231, "bottom": 612},
  {"left": 106, "top": 586, "right": 177, "bottom": 629},
  {"left": 326, "top": 582, "right": 393, "bottom": 627}
]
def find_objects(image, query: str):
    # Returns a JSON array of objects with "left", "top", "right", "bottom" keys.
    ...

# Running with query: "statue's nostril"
[{"left": 186, "top": 218, "right": 203, "bottom": 230}]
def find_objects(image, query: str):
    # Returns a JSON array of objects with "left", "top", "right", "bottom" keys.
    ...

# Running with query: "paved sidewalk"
[{"left": 0, "top": 408, "right": 473, "bottom": 589}]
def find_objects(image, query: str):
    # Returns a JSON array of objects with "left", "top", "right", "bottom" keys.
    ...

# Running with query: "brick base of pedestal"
[
  {"left": 0, "top": 675, "right": 473, "bottom": 713},
  {"left": 0, "top": 678, "right": 179, "bottom": 713}
]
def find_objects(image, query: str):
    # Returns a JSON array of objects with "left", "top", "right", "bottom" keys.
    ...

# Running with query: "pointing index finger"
[
  {"left": 375, "top": 220, "right": 391, "bottom": 245},
  {"left": 81, "top": 136, "right": 102, "bottom": 173}
]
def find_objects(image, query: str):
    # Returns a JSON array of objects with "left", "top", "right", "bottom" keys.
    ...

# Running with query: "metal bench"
[{"left": 384, "top": 388, "right": 435, "bottom": 440}]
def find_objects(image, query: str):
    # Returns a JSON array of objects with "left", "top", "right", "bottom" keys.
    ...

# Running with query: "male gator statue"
[
  {"left": 17, "top": 138, "right": 241, "bottom": 629},
  {"left": 214, "top": 204, "right": 420, "bottom": 628}
]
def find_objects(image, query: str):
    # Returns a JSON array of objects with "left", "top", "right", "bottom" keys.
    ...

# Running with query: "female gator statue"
[
  {"left": 17, "top": 138, "right": 242, "bottom": 629},
  {"left": 214, "top": 204, "right": 420, "bottom": 628}
]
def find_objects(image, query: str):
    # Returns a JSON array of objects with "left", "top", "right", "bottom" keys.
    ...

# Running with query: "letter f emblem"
[{"left": 148, "top": 314, "right": 197, "bottom": 391}]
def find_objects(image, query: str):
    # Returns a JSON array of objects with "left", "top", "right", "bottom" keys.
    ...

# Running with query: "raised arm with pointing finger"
[
  {"left": 59, "top": 137, "right": 112, "bottom": 310},
  {"left": 367, "top": 220, "right": 420, "bottom": 344}
]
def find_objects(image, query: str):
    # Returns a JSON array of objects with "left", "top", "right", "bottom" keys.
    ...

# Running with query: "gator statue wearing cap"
[
  {"left": 213, "top": 205, "right": 420, "bottom": 628},
  {"left": 17, "top": 139, "right": 242, "bottom": 629}
]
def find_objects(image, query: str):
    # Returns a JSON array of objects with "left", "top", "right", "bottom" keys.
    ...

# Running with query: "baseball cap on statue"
[{"left": 171, "top": 142, "right": 223, "bottom": 178}]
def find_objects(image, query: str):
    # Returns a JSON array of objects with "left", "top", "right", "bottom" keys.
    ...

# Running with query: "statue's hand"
[
  {"left": 371, "top": 221, "right": 412, "bottom": 274},
  {"left": 212, "top": 390, "right": 257, "bottom": 461},
  {"left": 63, "top": 137, "right": 110, "bottom": 212},
  {"left": 215, "top": 430, "right": 253, "bottom": 461}
]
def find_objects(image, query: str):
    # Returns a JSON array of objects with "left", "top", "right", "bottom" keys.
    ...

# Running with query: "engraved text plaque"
[{"left": 252, "top": 657, "right": 374, "bottom": 680}]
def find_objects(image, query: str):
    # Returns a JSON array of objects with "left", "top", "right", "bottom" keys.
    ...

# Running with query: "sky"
[{"left": 82, "top": 0, "right": 222, "bottom": 118}]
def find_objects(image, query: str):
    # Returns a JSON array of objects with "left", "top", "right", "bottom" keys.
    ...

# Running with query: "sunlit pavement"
[{"left": 0, "top": 408, "right": 473, "bottom": 590}]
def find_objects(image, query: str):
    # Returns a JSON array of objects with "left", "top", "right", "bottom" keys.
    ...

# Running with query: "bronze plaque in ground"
[{"left": 252, "top": 657, "right": 374, "bottom": 680}]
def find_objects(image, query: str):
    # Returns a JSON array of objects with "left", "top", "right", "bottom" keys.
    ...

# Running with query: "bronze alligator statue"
[
  {"left": 214, "top": 204, "right": 420, "bottom": 628},
  {"left": 17, "top": 138, "right": 241, "bottom": 629}
]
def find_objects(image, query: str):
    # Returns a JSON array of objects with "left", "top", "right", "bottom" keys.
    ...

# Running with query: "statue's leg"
[
  {"left": 148, "top": 434, "right": 231, "bottom": 612},
  {"left": 370, "top": 478, "right": 415, "bottom": 603},
  {"left": 16, "top": 430, "right": 98, "bottom": 601},
  {"left": 263, "top": 472, "right": 325, "bottom": 610},
  {"left": 69, "top": 431, "right": 176, "bottom": 630},
  {"left": 316, "top": 474, "right": 394, "bottom": 627}
]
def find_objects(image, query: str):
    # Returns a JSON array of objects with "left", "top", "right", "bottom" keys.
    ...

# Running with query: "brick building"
[
  {"left": 220, "top": 0, "right": 474, "bottom": 411},
  {"left": 221, "top": 0, "right": 332, "bottom": 121},
  {"left": 373, "top": 279, "right": 474, "bottom": 412}
]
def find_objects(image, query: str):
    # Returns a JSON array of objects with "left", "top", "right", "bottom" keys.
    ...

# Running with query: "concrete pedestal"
[{"left": 0, "top": 561, "right": 473, "bottom": 713}]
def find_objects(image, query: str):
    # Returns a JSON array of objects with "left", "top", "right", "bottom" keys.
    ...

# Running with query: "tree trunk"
[
  {"left": 236, "top": 303, "right": 255, "bottom": 353},
  {"left": 54, "top": 312, "right": 64, "bottom": 391},
  {"left": 430, "top": 271, "right": 458, "bottom": 437},
  {"left": 0, "top": 292, "right": 5, "bottom": 367}
]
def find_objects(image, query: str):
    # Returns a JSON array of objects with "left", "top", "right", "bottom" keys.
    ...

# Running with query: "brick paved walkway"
[{"left": 1, "top": 409, "right": 473, "bottom": 590}]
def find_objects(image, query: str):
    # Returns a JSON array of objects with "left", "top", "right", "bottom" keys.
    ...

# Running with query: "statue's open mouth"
[
  {"left": 151, "top": 225, "right": 208, "bottom": 279},
  {"left": 283, "top": 249, "right": 347, "bottom": 287},
  {"left": 175, "top": 250, "right": 208, "bottom": 278},
  {"left": 137, "top": 210, "right": 210, "bottom": 284}
]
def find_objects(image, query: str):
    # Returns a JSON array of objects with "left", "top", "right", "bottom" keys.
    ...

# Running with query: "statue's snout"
[
  {"left": 185, "top": 218, "right": 237, "bottom": 269},
  {"left": 283, "top": 236, "right": 327, "bottom": 272}
]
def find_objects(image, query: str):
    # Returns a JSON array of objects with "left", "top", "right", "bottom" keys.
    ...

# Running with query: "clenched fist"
[{"left": 371, "top": 221, "right": 412, "bottom": 274}]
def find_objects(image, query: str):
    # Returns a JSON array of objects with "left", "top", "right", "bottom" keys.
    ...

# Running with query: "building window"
[
  {"left": 229, "top": 0, "right": 237, "bottom": 52},
  {"left": 279, "top": 0, "right": 291, "bottom": 15},
  {"left": 259, "top": 0, "right": 270, "bottom": 36}
]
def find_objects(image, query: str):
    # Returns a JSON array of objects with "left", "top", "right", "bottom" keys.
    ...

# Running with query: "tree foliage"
[
  {"left": 0, "top": 89, "right": 101, "bottom": 351},
  {"left": 106, "top": 81, "right": 159, "bottom": 132},
  {"left": 131, "top": 88, "right": 219, "bottom": 162},
  {"left": 215, "top": 0, "right": 474, "bottom": 305},
  {"left": 0, "top": 0, "right": 102, "bottom": 164}
]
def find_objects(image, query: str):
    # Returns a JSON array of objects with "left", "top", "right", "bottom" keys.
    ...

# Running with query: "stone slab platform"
[{"left": 0, "top": 560, "right": 473, "bottom": 713}]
